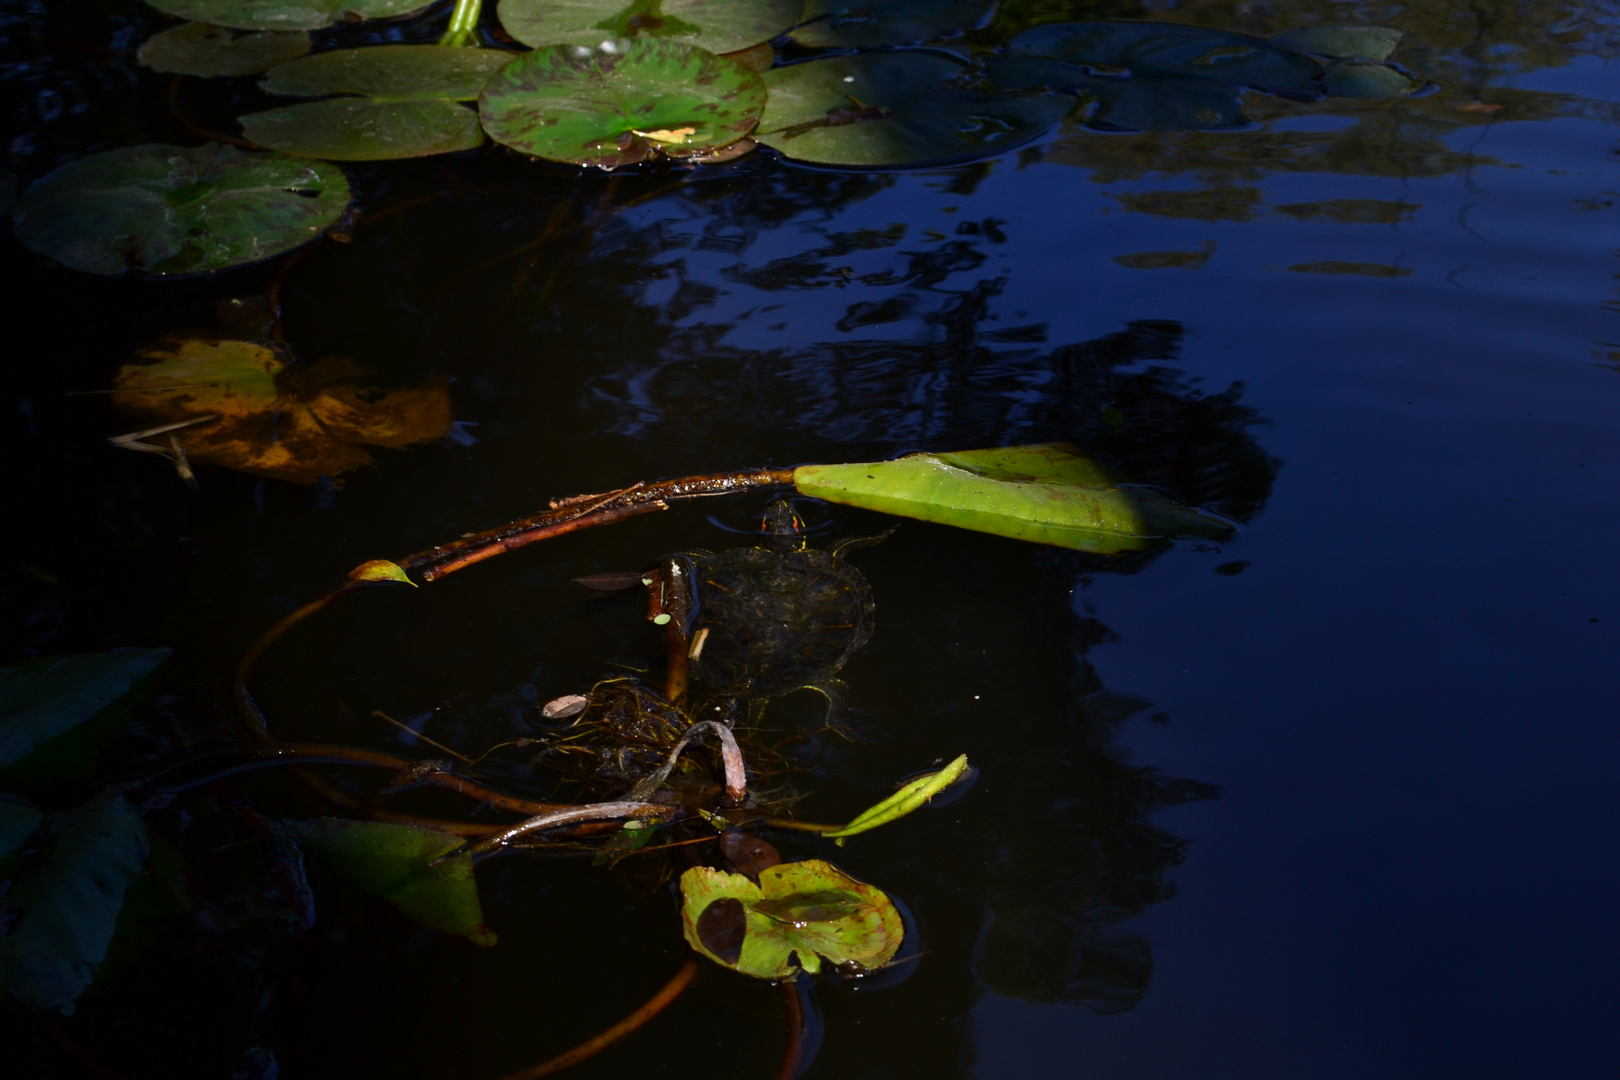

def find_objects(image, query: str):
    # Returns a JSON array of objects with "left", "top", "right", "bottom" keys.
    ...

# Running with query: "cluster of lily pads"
[{"left": 9, "top": 0, "right": 1427, "bottom": 276}]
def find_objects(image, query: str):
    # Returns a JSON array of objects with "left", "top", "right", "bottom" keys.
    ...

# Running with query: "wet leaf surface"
[
  {"left": 137, "top": 22, "right": 311, "bottom": 77},
  {"left": 0, "top": 793, "right": 149, "bottom": 1012},
  {"left": 497, "top": 0, "right": 798, "bottom": 53},
  {"left": 757, "top": 52, "right": 1072, "bottom": 167},
  {"left": 791, "top": 0, "right": 992, "bottom": 48},
  {"left": 479, "top": 38, "right": 765, "bottom": 168},
  {"left": 0, "top": 649, "right": 170, "bottom": 772},
  {"left": 681, "top": 859, "right": 903, "bottom": 979},
  {"left": 241, "top": 45, "right": 513, "bottom": 160},
  {"left": 111, "top": 334, "right": 452, "bottom": 484},
  {"left": 824, "top": 753, "right": 970, "bottom": 839},
  {"left": 288, "top": 818, "right": 496, "bottom": 945},
  {"left": 794, "top": 443, "right": 1233, "bottom": 553},
  {"left": 145, "top": 0, "right": 429, "bottom": 32},
  {"left": 11, "top": 144, "right": 349, "bottom": 276}
]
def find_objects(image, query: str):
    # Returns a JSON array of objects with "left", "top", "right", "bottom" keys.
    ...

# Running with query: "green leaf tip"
[
  {"left": 793, "top": 443, "right": 1233, "bottom": 554},
  {"left": 823, "top": 754, "right": 971, "bottom": 839},
  {"left": 348, "top": 560, "right": 416, "bottom": 587}
]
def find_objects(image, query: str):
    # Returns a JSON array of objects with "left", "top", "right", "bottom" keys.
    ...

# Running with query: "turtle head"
[{"left": 759, "top": 498, "right": 807, "bottom": 554}]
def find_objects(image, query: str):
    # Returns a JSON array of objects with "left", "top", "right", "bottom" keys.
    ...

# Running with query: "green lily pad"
[
  {"left": 137, "top": 22, "right": 311, "bottom": 77},
  {"left": 12, "top": 144, "right": 349, "bottom": 276},
  {"left": 790, "top": 0, "right": 991, "bottom": 48},
  {"left": 479, "top": 38, "right": 766, "bottom": 169},
  {"left": 0, "top": 649, "right": 170, "bottom": 772},
  {"left": 984, "top": 56, "right": 1246, "bottom": 131},
  {"left": 289, "top": 818, "right": 496, "bottom": 945},
  {"left": 0, "top": 793, "right": 149, "bottom": 1012},
  {"left": 1009, "top": 21, "right": 1324, "bottom": 102},
  {"left": 497, "top": 0, "right": 799, "bottom": 53},
  {"left": 1272, "top": 24, "right": 1403, "bottom": 62},
  {"left": 241, "top": 45, "right": 514, "bottom": 160},
  {"left": 755, "top": 52, "right": 1073, "bottom": 168},
  {"left": 793, "top": 443, "right": 1234, "bottom": 553},
  {"left": 1322, "top": 60, "right": 1424, "bottom": 98},
  {"left": 144, "top": 0, "right": 429, "bottom": 32},
  {"left": 680, "top": 859, "right": 903, "bottom": 979}
]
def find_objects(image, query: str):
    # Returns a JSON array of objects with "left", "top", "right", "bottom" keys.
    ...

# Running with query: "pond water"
[{"left": 3, "top": 0, "right": 1618, "bottom": 1077}]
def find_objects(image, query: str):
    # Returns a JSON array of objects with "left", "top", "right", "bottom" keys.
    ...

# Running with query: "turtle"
[{"left": 676, "top": 498, "right": 894, "bottom": 715}]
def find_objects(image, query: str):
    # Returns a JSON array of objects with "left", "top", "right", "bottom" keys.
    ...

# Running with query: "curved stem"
[
  {"left": 498, "top": 958, "right": 699, "bottom": 1080},
  {"left": 439, "top": 0, "right": 483, "bottom": 46},
  {"left": 457, "top": 801, "right": 673, "bottom": 861},
  {"left": 775, "top": 976, "right": 806, "bottom": 1080}
]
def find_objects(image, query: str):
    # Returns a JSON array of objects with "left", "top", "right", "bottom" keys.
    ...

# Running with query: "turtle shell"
[{"left": 687, "top": 545, "right": 874, "bottom": 698}]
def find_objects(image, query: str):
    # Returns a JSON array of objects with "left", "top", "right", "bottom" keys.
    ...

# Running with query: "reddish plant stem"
[
  {"left": 499, "top": 959, "right": 700, "bottom": 1079},
  {"left": 776, "top": 977, "right": 806, "bottom": 1080},
  {"left": 419, "top": 502, "right": 667, "bottom": 582},
  {"left": 167, "top": 76, "right": 255, "bottom": 149}
]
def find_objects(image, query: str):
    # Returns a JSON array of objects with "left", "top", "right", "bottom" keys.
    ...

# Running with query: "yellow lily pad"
[{"left": 111, "top": 334, "right": 451, "bottom": 485}]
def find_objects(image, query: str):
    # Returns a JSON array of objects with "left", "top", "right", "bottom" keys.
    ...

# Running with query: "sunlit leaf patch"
[
  {"left": 241, "top": 45, "right": 513, "bottom": 160},
  {"left": 756, "top": 52, "right": 1073, "bottom": 168},
  {"left": 479, "top": 38, "right": 766, "bottom": 169},
  {"left": 137, "top": 22, "right": 311, "bottom": 77},
  {"left": 497, "top": 0, "right": 798, "bottom": 53},
  {"left": 111, "top": 334, "right": 452, "bottom": 484},
  {"left": 144, "top": 0, "right": 429, "bottom": 32},
  {"left": 11, "top": 144, "right": 349, "bottom": 276},
  {"left": 1272, "top": 24, "right": 1404, "bottom": 62},
  {"left": 680, "top": 859, "right": 903, "bottom": 979},
  {"left": 790, "top": 0, "right": 991, "bottom": 48}
]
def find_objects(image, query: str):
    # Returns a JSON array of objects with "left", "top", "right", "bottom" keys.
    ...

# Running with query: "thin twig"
[
  {"left": 372, "top": 709, "right": 472, "bottom": 764},
  {"left": 454, "top": 801, "right": 674, "bottom": 862},
  {"left": 498, "top": 959, "right": 699, "bottom": 1080}
]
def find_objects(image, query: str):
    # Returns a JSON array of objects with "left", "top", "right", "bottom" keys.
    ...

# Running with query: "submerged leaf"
[
  {"left": 137, "top": 22, "right": 311, "bottom": 77},
  {"left": 497, "top": 0, "right": 798, "bottom": 53},
  {"left": 793, "top": 443, "right": 1233, "bottom": 553},
  {"left": 479, "top": 38, "right": 766, "bottom": 169},
  {"left": 823, "top": 754, "right": 970, "bottom": 839},
  {"left": 145, "top": 0, "right": 429, "bottom": 32},
  {"left": 11, "top": 144, "right": 349, "bottom": 277},
  {"left": 0, "top": 798, "right": 44, "bottom": 861},
  {"left": 0, "top": 793, "right": 150, "bottom": 1012},
  {"left": 791, "top": 0, "right": 991, "bottom": 48},
  {"left": 680, "top": 859, "right": 903, "bottom": 979},
  {"left": 289, "top": 818, "right": 496, "bottom": 945},
  {"left": 0, "top": 649, "right": 170, "bottom": 772},
  {"left": 1272, "top": 24, "right": 1404, "bottom": 62},
  {"left": 111, "top": 334, "right": 452, "bottom": 484},
  {"left": 756, "top": 52, "right": 1072, "bottom": 168}
]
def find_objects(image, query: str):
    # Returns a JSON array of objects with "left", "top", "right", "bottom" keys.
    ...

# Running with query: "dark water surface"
[{"left": 3, "top": 1, "right": 1618, "bottom": 1077}]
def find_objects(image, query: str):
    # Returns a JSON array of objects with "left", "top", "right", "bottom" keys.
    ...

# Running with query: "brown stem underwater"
[{"left": 498, "top": 958, "right": 699, "bottom": 1079}]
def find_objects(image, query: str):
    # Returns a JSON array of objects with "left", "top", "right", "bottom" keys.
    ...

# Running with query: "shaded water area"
[{"left": 3, "top": 0, "right": 1619, "bottom": 1076}]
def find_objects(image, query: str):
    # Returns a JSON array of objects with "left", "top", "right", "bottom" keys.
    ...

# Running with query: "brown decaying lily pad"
[{"left": 111, "top": 333, "right": 451, "bottom": 484}]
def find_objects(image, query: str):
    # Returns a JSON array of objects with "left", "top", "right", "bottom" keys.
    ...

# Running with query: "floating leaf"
[
  {"left": 1272, "top": 24, "right": 1404, "bottom": 62},
  {"left": 0, "top": 798, "right": 44, "bottom": 861},
  {"left": 137, "top": 22, "right": 311, "bottom": 77},
  {"left": 793, "top": 443, "right": 1233, "bottom": 553},
  {"left": 111, "top": 334, "right": 452, "bottom": 484},
  {"left": 1322, "top": 60, "right": 1424, "bottom": 98},
  {"left": 347, "top": 559, "right": 416, "bottom": 585},
  {"left": 756, "top": 52, "right": 1073, "bottom": 168},
  {"left": 145, "top": 0, "right": 429, "bottom": 32},
  {"left": 0, "top": 649, "right": 170, "bottom": 773},
  {"left": 823, "top": 754, "right": 970, "bottom": 839},
  {"left": 289, "top": 818, "right": 496, "bottom": 945},
  {"left": 680, "top": 859, "right": 903, "bottom": 979},
  {"left": 11, "top": 144, "right": 349, "bottom": 276},
  {"left": 479, "top": 38, "right": 765, "bottom": 169},
  {"left": 0, "top": 793, "right": 150, "bottom": 1012},
  {"left": 241, "top": 45, "right": 513, "bottom": 160},
  {"left": 985, "top": 56, "right": 1247, "bottom": 131},
  {"left": 497, "top": 0, "right": 798, "bottom": 54},
  {"left": 790, "top": 0, "right": 991, "bottom": 48}
]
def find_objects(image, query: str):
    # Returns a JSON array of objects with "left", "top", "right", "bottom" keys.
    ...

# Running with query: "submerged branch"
[
  {"left": 454, "top": 801, "right": 675, "bottom": 862},
  {"left": 499, "top": 959, "right": 699, "bottom": 1080}
]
